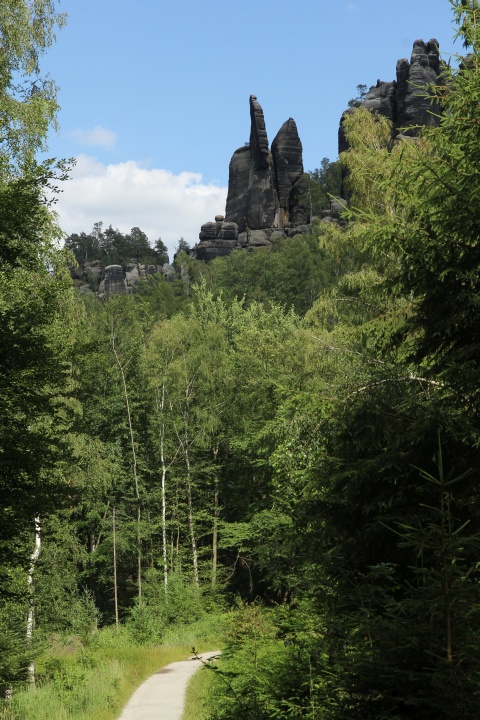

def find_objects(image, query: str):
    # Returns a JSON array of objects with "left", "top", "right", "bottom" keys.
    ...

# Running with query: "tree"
[
  {"left": 70, "top": 294, "right": 152, "bottom": 619},
  {"left": 0, "top": 171, "right": 77, "bottom": 691},
  {"left": 176, "top": 237, "right": 190, "bottom": 254},
  {"left": 209, "top": 235, "right": 332, "bottom": 315},
  {"left": 341, "top": 1, "right": 480, "bottom": 420},
  {"left": 127, "top": 226, "right": 151, "bottom": 260},
  {"left": 347, "top": 82, "right": 368, "bottom": 108},
  {"left": 154, "top": 238, "right": 169, "bottom": 264},
  {"left": 308, "top": 158, "right": 343, "bottom": 215},
  {"left": 0, "top": 0, "right": 66, "bottom": 176}
]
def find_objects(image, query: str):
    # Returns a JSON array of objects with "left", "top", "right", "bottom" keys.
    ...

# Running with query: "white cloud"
[
  {"left": 70, "top": 125, "right": 118, "bottom": 150},
  {"left": 347, "top": 2, "right": 357, "bottom": 12},
  {"left": 55, "top": 155, "right": 228, "bottom": 258}
]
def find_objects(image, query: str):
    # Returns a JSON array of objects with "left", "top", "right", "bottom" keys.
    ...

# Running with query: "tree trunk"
[
  {"left": 111, "top": 328, "right": 142, "bottom": 600},
  {"left": 185, "top": 451, "right": 199, "bottom": 587},
  {"left": 156, "top": 383, "right": 169, "bottom": 596},
  {"left": 175, "top": 375, "right": 199, "bottom": 587},
  {"left": 212, "top": 479, "right": 219, "bottom": 589},
  {"left": 27, "top": 516, "right": 41, "bottom": 686},
  {"left": 211, "top": 445, "right": 219, "bottom": 589},
  {"left": 113, "top": 506, "right": 119, "bottom": 631}
]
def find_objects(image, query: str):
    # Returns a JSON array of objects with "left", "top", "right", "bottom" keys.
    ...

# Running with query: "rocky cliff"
[
  {"left": 193, "top": 95, "right": 311, "bottom": 261},
  {"left": 70, "top": 260, "right": 175, "bottom": 299},
  {"left": 339, "top": 38, "right": 443, "bottom": 154}
]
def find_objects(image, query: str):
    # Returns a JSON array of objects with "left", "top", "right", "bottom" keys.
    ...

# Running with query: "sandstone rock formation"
[
  {"left": 339, "top": 38, "right": 443, "bottom": 155},
  {"left": 194, "top": 96, "right": 311, "bottom": 261},
  {"left": 99, "top": 265, "right": 126, "bottom": 299},
  {"left": 71, "top": 260, "right": 173, "bottom": 299}
]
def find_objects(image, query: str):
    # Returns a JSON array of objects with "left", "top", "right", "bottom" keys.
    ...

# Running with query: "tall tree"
[{"left": 0, "top": 0, "right": 66, "bottom": 176}]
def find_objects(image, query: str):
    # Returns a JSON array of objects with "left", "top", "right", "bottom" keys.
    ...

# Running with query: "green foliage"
[
  {"left": 65, "top": 222, "right": 163, "bottom": 267},
  {"left": 308, "top": 157, "right": 343, "bottom": 215},
  {"left": 209, "top": 234, "right": 332, "bottom": 315},
  {"left": 0, "top": 0, "right": 66, "bottom": 176},
  {"left": 6, "top": 7, "right": 480, "bottom": 720},
  {"left": 176, "top": 237, "right": 191, "bottom": 254},
  {"left": 127, "top": 571, "right": 208, "bottom": 644},
  {"left": 153, "top": 237, "right": 169, "bottom": 264},
  {"left": 132, "top": 272, "right": 186, "bottom": 318},
  {"left": 206, "top": 603, "right": 285, "bottom": 720},
  {"left": 347, "top": 82, "right": 369, "bottom": 108}
]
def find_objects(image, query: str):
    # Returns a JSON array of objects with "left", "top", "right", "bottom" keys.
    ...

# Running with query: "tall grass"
[
  {"left": 182, "top": 658, "right": 219, "bottom": 720},
  {"left": 0, "top": 617, "right": 224, "bottom": 720}
]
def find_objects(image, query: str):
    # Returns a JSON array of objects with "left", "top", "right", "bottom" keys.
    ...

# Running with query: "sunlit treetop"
[{"left": 0, "top": 0, "right": 66, "bottom": 176}]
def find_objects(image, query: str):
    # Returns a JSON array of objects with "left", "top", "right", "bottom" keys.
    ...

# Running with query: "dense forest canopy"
[{"left": 2, "top": 2, "right": 480, "bottom": 719}]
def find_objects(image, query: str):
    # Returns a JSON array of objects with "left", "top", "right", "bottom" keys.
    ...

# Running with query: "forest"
[{"left": 2, "top": 1, "right": 480, "bottom": 719}]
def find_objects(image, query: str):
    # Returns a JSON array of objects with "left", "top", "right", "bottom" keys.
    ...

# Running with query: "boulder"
[
  {"left": 199, "top": 222, "right": 218, "bottom": 241},
  {"left": 102, "top": 265, "right": 126, "bottom": 299},
  {"left": 79, "top": 284, "right": 94, "bottom": 296},
  {"left": 330, "top": 199, "right": 348, "bottom": 219},
  {"left": 361, "top": 80, "right": 397, "bottom": 120},
  {"left": 195, "top": 220, "right": 239, "bottom": 261},
  {"left": 217, "top": 222, "right": 238, "bottom": 240},
  {"left": 287, "top": 225, "right": 310, "bottom": 238},
  {"left": 85, "top": 265, "right": 102, "bottom": 290},
  {"left": 248, "top": 229, "right": 270, "bottom": 247},
  {"left": 125, "top": 265, "right": 140, "bottom": 286},
  {"left": 162, "top": 263, "right": 175, "bottom": 281}
]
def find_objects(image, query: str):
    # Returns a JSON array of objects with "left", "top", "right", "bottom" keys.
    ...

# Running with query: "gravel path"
[{"left": 116, "top": 651, "right": 220, "bottom": 720}]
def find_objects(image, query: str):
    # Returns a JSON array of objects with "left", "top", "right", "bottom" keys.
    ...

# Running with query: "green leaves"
[{"left": 0, "top": 1, "right": 66, "bottom": 175}]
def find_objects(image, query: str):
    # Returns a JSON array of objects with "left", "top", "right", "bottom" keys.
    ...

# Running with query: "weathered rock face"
[
  {"left": 196, "top": 220, "right": 239, "bottom": 262},
  {"left": 196, "top": 96, "right": 310, "bottom": 260},
  {"left": 100, "top": 265, "right": 126, "bottom": 299},
  {"left": 224, "top": 96, "right": 281, "bottom": 232},
  {"left": 339, "top": 38, "right": 443, "bottom": 155},
  {"left": 272, "top": 118, "right": 309, "bottom": 227},
  {"left": 71, "top": 260, "right": 174, "bottom": 298},
  {"left": 396, "top": 38, "right": 441, "bottom": 132}
]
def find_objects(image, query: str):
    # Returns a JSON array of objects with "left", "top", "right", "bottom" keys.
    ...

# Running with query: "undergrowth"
[{"left": 0, "top": 613, "right": 225, "bottom": 720}]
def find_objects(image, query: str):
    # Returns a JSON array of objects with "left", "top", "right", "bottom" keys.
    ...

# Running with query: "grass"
[
  {"left": 0, "top": 616, "right": 225, "bottom": 720},
  {"left": 182, "top": 656, "right": 219, "bottom": 720}
]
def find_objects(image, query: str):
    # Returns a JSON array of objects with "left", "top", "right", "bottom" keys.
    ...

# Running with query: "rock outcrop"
[
  {"left": 339, "top": 38, "right": 443, "bottom": 155},
  {"left": 194, "top": 96, "right": 311, "bottom": 261},
  {"left": 71, "top": 260, "right": 174, "bottom": 299}
]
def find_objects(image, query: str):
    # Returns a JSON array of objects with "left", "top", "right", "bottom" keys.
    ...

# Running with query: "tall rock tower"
[{"left": 194, "top": 96, "right": 310, "bottom": 261}]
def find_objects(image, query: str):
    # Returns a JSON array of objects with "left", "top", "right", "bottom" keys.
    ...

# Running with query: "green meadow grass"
[
  {"left": 182, "top": 659, "right": 219, "bottom": 720},
  {"left": 0, "top": 617, "right": 225, "bottom": 720}
]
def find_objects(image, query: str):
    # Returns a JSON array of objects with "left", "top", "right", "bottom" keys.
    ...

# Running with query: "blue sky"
[{"left": 43, "top": 0, "right": 459, "bottom": 258}]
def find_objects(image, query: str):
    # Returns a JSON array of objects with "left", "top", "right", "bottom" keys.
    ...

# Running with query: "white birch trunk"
[
  {"left": 27, "top": 515, "right": 41, "bottom": 685},
  {"left": 158, "top": 383, "right": 169, "bottom": 596},
  {"left": 113, "top": 506, "right": 119, "bottom": 631},
  {"left": 185, "top": 450, "right": 199, "bottom": 587}
]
